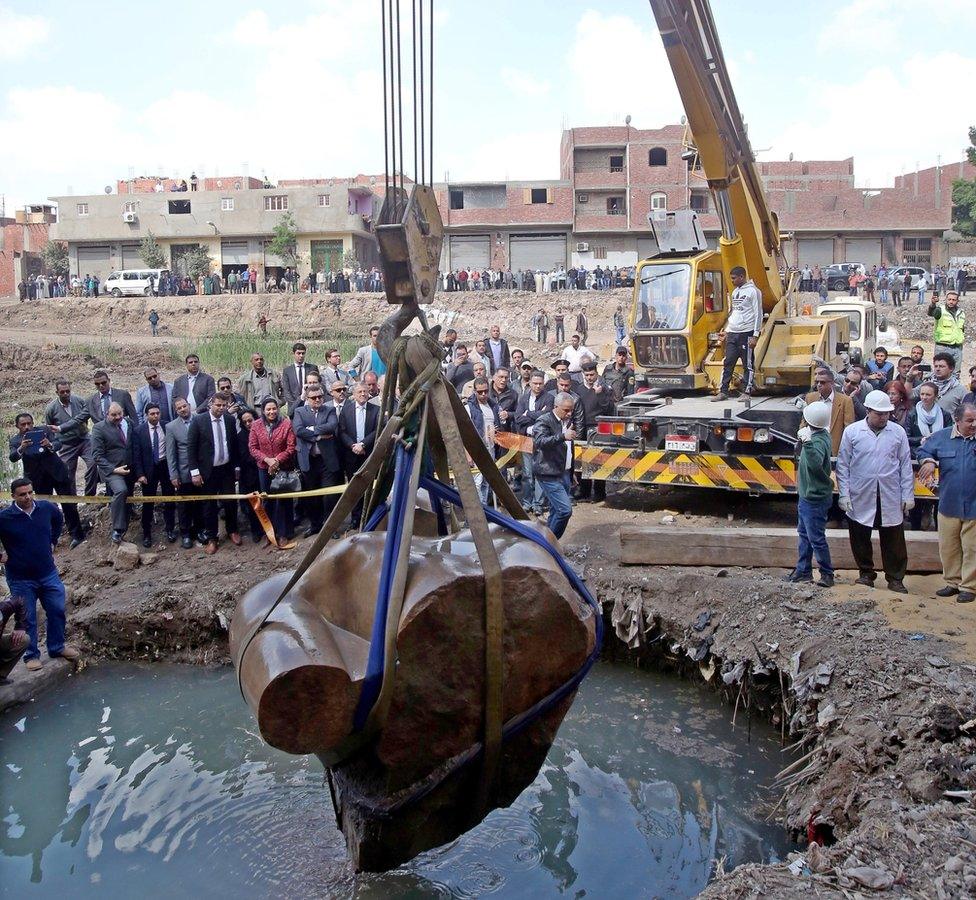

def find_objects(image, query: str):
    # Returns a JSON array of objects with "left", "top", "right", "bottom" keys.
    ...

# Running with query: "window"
[
  {"left": 903, "top": 238, "right": 917, "bottom": 252},
  {"left": 77, "top": 202, "right": 89, "bottom": 216},
  {"left": 634, "top": 264, "right": 691, "bottom": 332},
  {"left": 607, "top": 197, "right": 625, "bottom": 215},
  {"left": 530, "top": 188, "right": 548, "bottom": 204},
  {"left": 648, "top": 147, "right": 668, "bottom": 166},
  {"left": 318, "top": 194, "right": 330, "bottom": 207},
  {"left": 449, "top": 189, "right": 464, "bottom": 210},
  {"left": 123, "top": 201, "right": 137, "bottom": 214},
  {"left": 265, "top": 195, "right": 288, "bottom": 211},
  {"left": 690, "top": 192, "right": 709, "bottom": 213},
  {"left": 168, "top": 200, "right": 191, "bottom": 214},
  {"left": 609, "top": 155, "right": 624, "bottom": 173},
  {"left": 651, "top": 192, "right": 667, "bottom": 211},
  {"left": 695, "top": 270, "right": 724, "bottom": 322},
  {"left": 221, "top": 197, "right": 234, "bottom": 211},
  {"left": 593, "top": 246, "right": 608, "bottom": 260},
  {"left": 577, "top": 193, "right": 589, "bottom": 203},
  {"left": 917, "top": 238, "right": 931, "bottom": 251}
]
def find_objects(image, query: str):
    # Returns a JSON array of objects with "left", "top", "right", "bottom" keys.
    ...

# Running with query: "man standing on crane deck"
[{"left": 713, "top": 265, "right": 762, "bottom": 401}]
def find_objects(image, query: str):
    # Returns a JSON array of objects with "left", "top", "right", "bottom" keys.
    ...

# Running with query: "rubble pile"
[{"left": 594, "top": 563, "right": 976, "bottom": 898}]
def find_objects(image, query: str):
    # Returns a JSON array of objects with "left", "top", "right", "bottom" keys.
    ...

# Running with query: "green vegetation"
[
  {"left": 343, "top": 249, "right": 360, "bottom": 271},
  {"left": 41, "top": 240, "right": 69, "bottom": 276},
  {"left": 172, "top": 330, "right": 360, "bottom": 376},
  {"left": 951, "top": 126, "right": 976, "bottom": 237},
  {"left": 140, "top": 231, "right": 167, "bottom": 268},
  {"left": 181, "top": 245, "right": 213, "bottom": 279},
  {"left": 64, "top": 340, "right": 126, "bottom": 365},
  {"left": 267, "top": 212, "right": 299, "bottom": 267}
]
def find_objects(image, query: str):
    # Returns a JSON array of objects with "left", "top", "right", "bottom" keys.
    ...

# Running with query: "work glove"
[
  {"left": 903, "top": 499, "right": 915, "bottom": 514},
  {"left": 838, "top": 496, "right": 851, "bottom": 513},
  {"left": 797, "top": 426, "right": 812, "bottom": 443}
]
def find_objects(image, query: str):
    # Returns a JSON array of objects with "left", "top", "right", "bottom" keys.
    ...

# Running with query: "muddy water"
[{"left": 0, "top": 661, "right": 792, "bottom": 898}]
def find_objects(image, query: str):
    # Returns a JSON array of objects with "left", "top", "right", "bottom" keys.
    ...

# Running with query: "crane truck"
[{"left": 578, "top": 0, "right": 935, "bottom": 500}]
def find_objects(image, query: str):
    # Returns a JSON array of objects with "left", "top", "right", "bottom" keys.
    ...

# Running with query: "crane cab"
[{"left": 629, "top": 250, "right": 728, "bottom": 391}]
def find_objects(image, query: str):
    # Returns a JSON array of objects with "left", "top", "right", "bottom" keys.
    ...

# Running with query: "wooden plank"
[{"left": 619, "top": 525, "right": 943, "bottom": 573}]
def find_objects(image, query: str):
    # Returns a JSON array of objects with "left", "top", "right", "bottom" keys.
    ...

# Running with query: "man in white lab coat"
[{"left": 836, "top": 389, "right": 916, "bottom": 593}]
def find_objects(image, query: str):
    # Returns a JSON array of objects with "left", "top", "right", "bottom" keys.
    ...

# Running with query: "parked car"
[
  {"left": 823, "top": 263, "right": 866, "bottom": 292},
  {"left": 103, "top": 268, "right": 168, "bottom": 297},
  {"left": 886, "top": 266, "right": 930, "bottom": 291}
]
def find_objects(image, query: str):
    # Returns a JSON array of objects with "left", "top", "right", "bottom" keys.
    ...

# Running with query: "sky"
[{"left": 1, "top": 0, "right": 974, "bottom": 214}]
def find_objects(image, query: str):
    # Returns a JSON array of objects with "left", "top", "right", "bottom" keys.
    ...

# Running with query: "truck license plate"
[{"left": 664, "top": 434, "right": 698, "bottom": 452}]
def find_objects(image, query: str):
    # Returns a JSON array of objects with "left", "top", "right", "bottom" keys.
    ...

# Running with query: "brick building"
[
  {"left": 49, "top": 177, "right": 381, "bottom": 285},
  {"left": 0, "top": 205, "right": 55, "bottom": 298},
  {"left": 17, "top": 122, "right": 973, "bottom": 296}
]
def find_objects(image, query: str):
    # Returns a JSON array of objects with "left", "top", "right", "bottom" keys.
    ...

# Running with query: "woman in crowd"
[
  {"left": 236, "top": 409, "right": 264, "bottom": 543},
  {"left": 885, "top": 380, "right": 911, "bottom": 427},
  {"left": 248, "top": 397, "right": 297, "bottom": 549}
]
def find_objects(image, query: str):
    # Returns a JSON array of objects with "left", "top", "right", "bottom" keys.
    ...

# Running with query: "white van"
[{"left": 103, "top": 268, "right": 168, "bottom": 297}]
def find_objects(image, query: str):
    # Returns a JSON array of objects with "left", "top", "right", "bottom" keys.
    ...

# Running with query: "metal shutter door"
[
  {"left": 797, "top": 238, "right": 834, "bottom": 267},
  {"left": 844, "top": 238, "right": 882, "bottom": 265},
  {"left": 448, "top": 235, "right": 490, "bottom": 270},
  {"left": 119, "top": 243, "right": 142, "bottom": 268},
  {"left": 221, "top": 241, "right": 249, "bottom": 265},
  {"left": 76, "top": 245, "right": 111, "bottom": 281},
  {"left": 509, "top": 234, "right": 567, "bottom": 272}
]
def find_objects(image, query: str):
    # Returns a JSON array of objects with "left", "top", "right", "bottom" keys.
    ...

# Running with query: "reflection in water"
[{"left": 0, "top": 662, "right": 791, "bottom": 898}]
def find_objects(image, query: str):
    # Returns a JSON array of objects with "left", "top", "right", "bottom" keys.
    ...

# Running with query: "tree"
[
  {"left": 343, "top": 249, "right": 360, "bottom": 271},
  {"left": 181, "top": 245, "right": 213, "bottom": 280},
  {"left": 951, "top": 126, "right": 976, "bottom": 237},
  {"left": 140, "top": 231, "right": 167, "bottom": 268},
  {"left": 267, "top": 212, "right": 298, "bottom": 267},
  {"left": 40, "top": 240, "right": 69, "bottom": 276}
]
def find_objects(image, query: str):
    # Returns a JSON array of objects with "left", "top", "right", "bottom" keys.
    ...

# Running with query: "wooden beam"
[{"left": 619, "top": 525, "right": 943, "bottom": 573}]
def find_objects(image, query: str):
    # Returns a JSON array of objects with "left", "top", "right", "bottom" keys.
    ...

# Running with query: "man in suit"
[
  {"left": 575, "top": 363, "right": 615, "bottom": 502},
  {"left": 166, "top": 397, "right": 200, "bottom": 549},
  {"left": 44, "top": 379, "right": 97, "bottom": 497},
  {"left": 515, "top": 370, "right": 553, "bottom": 515},
  {"left": 172, "top": 354, "right": 216, "bottom": 413},
  {"left": 345, "top": 326, "right": 383, "bottom": 378},
  {"left": 293, "top": 385, "right": 342, "bottom": 535},
  {"left": 446, "top": 344, "right": 475, "bottom": 392},
  {"left": 327, "top": 380, "right": 350, "bottom": 476},
  {"left": 135, "top": 367, "right": 175, "bottom": 425},
  {"left": 87, "top": 370, "right": 136, "bottom": 424},
  {"left": 532, "top": 391, "right": 579, "bottom": 539},
  {"left": 132, "top": 402, "right": 176, "bottom": 547},
  {"left": 91, "top": 402, "right": 138, "bottom": 543},
  {"left": 486, "top": 324, "right": 511, "bottom": 375},
  {"left": 338, "top": 382, "right": 379, "bottom": 528},
  {"left": 805, "top": 368, "right": 856, "bottom": 455},
  {"left": 187, "top": 392, "right": 241, "bottom": 554},
  {"left": 282, "top": 342, "right": 320, "bottom": 415},
  {"left": 320, "top": 348, "right": 352, "bottom": 390},
  {"left": 8, "top": 412, "right": 85, "bottom": 548}
]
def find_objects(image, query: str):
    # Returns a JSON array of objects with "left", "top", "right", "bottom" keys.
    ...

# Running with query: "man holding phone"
[{"left": 8, "top": 413, "right": 85, "bottom": 548}]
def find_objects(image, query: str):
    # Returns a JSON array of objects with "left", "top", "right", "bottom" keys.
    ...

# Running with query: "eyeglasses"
[{"left": 94, "top": 379, "right": 108, "bottom": 386}]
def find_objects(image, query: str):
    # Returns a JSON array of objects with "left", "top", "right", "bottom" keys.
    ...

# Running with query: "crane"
[{"left": 626, "top": 0, "right": 847, "bottom": 397}]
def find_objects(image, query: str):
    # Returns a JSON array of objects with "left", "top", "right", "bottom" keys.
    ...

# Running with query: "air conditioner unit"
[
  {"left": 577, "top": 193, "right": 589, "bottom": 203},
  {"left": 123, "top": 211, "right": 137, "bottom": 223},
  {"left": 576, "top": 242, "right": 589, "bottom": 252}
]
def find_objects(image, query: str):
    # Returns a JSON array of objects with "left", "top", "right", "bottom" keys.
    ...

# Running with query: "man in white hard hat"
[
  {"left": 787, "top": 402, "right": 835, "bottom": 587},
  {"left": 836, "top": 389, "right": 915, "bottom": 593}
]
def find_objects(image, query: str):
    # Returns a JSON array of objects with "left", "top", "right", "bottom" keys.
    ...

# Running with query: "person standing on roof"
[{"left": 713, "top": 265, "right": 762, "bottom": 401}]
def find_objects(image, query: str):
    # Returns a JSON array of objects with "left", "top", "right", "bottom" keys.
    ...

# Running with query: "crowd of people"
[
  {"left": 440, "top": 264, "right": 633, "bottom": 293},
  {"left": 794, "top": 262, "right": 973, "bottom": 306}
]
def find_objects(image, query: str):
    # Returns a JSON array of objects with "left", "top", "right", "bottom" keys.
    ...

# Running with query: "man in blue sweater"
[
  {"left": 0, "top": 477, "right": 80, "bottom": 671},
  {"left": 916, "top": 401, "right": 976, "bottom": 604}
]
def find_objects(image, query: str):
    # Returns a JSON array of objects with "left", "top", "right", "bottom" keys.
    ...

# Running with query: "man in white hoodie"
[{"left": 713, "top": 265, "right": 763, "bottom": 401}]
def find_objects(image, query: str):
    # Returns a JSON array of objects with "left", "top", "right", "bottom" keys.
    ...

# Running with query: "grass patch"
[
  {"left": 64, "top": 340, "right": 126, "bottom": 366},
  {"left": 171, "top": 330, "right": 361, "bottom": 377}
]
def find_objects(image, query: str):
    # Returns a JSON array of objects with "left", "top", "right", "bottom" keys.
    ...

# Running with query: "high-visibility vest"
[{"left": 933, "top": 307, "right": 965, "bottom": 345}]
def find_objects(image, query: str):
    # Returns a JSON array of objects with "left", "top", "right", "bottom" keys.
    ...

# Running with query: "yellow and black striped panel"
[{"left": 574, "top": 445, "right": 937, "bottom": 498}]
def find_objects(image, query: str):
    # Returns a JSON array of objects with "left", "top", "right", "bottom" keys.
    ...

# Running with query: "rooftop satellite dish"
[
  {"left": 104, "top": 185, "right": 112, "bottom": 194},
  {"left": 680, "top": 115, "right": 686, "bottom": 125},
  {"left": 789, "top": 152, "right": 794, "bottom": 162},
  {"left": 625, "top": 114, "right": 631, "bottom": 125}
]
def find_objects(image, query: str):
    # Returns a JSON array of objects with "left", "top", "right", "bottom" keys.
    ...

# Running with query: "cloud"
[
  {"left": 441, "top": 128, "right": 559, "bottom": 182},
  {"left": 500, "top": 67, "right": 550, "bottom": 98},
  {"left": 767, "top": 52, "right": 976, "bottom": 185},
  {"left": 565, "top": 10, "right": 681, "bottom": 129},
  {"left": 0, "top": 7, "right": 51, "bottom": 61},
  {"left": 820, "top": 0, "right": 976, "bottom": 53}
]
